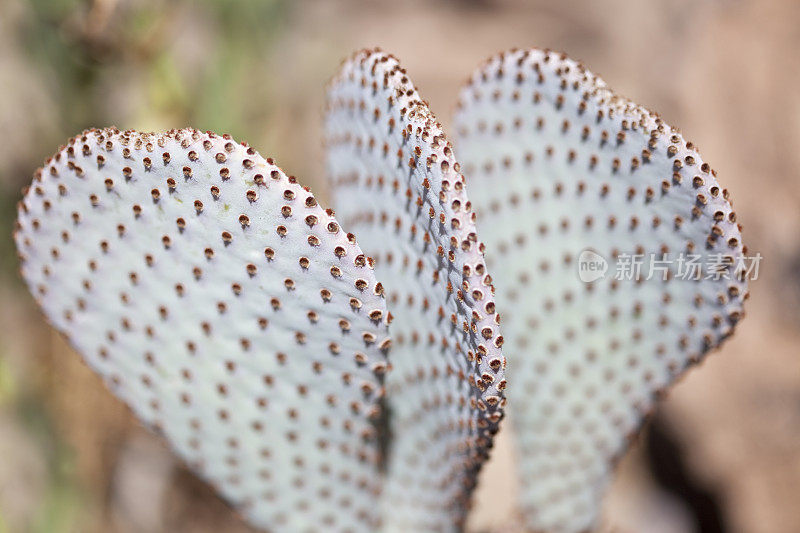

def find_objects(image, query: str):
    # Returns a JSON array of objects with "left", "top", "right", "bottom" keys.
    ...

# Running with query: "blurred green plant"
[
  {"left": 0, "top": 357, "right": 15, "bottom": 406},
  {"left": 1, "top": 0, "right": 289, "bottom": 281}
]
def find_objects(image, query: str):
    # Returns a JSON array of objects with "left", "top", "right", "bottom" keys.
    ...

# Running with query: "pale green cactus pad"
[
  {"left": 325, "top": 50, "right": 507, "bottom": 531},
  {"left": 453, "top": 48, "right": 749, "bottom": 532},
  {"left": 14, "top": 128, "right": 392, "bottom": 532}
]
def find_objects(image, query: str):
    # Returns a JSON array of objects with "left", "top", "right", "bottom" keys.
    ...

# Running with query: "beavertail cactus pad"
[
  {"left": 14, "top": 128, "right": 392, "bottom": 532},
  {"left": 453, "top": 48, "right": 748, "bottom": 532},
  {"left": 325, "top": 49, "right": 507, "bottom": 531}
]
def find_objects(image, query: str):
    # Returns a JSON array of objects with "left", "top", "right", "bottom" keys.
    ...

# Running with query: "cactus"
[
  {"left": 452, "top": 48, "right": 749, "bottom": 532},
  {"left": 13, "top": 128, "right": 392, "bottom": 532},
  {"left": 324, "top": 49, "right": 506, "bottom": 531},
  {"left": 13, "top": 48, "right": 748, "bottom": 533}
]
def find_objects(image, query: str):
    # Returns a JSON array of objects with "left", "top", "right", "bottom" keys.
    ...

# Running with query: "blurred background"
[{"left": 0, "top": 0, "right": 798, "bottom": 531}]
